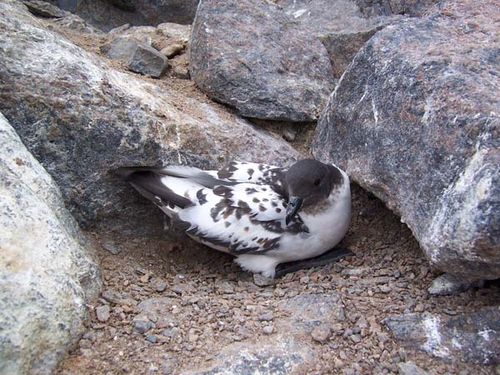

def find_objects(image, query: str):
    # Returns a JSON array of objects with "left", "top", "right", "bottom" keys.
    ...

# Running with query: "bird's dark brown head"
[{"left": 284, "top": 159, "right": 343, "bottom": 224}]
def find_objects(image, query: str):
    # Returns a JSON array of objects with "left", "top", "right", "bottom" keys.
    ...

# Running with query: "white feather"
[
  {"left": 218, "top": 161, "right": 280, "bottom": 183},
  {"left": 160, "top": 175, "right": 203, "bottom": 201},
  {"left": 178, "top": 185, "right": 283, "bottom": 253}
]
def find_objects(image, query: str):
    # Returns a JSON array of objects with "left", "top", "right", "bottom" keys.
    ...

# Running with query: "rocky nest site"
[{"left": 0, "top": 0, "right": 498, "bottom": 375}]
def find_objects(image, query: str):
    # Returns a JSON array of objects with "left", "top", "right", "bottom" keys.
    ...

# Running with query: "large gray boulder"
[
  {"left": 0, "top": 0, "right": 300, "bottom": 235},
  {"left": 0, "top": 113, "right": 101, "bottom": 375},
  {"left": 313, "top": 0, "right": 500, "bottom": 279},
  {"left": 190, "top": 0, "right": 336, "bottom": 122}
]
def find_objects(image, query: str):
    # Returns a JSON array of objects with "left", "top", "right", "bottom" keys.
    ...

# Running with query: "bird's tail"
[{"left": 115, "top": 167, "right": 194, "bottom": 210}]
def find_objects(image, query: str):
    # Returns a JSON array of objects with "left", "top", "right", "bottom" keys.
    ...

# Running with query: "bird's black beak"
[{"left": 286, "top": 196, "right": 303, "bottom": 225}]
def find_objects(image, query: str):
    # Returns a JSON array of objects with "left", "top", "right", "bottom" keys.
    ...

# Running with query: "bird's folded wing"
[
  {"left": 177, "top": 183, "right": 288, "bottom": 254},
  {"left": 210, "top": 161, "right": 285, "bottom": 185}
]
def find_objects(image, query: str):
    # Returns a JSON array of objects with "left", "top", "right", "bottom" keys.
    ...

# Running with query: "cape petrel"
[{"left": 117, "top": 159, "right": 351, "bottom": 277}]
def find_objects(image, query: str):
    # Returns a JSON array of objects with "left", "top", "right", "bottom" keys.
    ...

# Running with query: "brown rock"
[
  {"left": 160, "top": 43, "right": 185, "bottom": 58},
  {"left": 96, "top": 305, "right": 111, "bottom": 322},
  {"left": 311, "top": 324, "right": 332, "bottom": 344}
]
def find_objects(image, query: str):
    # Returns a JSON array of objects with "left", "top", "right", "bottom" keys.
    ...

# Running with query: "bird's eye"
[{"left": 313, "top": 178, "right": 321, "bottom": 186}]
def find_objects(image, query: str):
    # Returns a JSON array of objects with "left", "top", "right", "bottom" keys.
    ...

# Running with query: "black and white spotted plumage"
[{"left": 117, "top": 159, "right": 351, "bottom": 277}]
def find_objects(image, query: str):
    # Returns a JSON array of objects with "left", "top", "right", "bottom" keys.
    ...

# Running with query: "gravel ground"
[{"left": 57, "top": 185, "right": 499, "bottom": 374}]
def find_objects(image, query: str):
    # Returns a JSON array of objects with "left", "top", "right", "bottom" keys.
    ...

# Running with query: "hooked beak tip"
[{"left": 285, "top": 196, "right": 303, "bottom": 226}]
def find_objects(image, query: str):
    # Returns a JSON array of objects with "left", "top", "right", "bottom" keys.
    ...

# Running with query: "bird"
[{"left": 116, "top": 159, "right": 351, "bottom": 278}]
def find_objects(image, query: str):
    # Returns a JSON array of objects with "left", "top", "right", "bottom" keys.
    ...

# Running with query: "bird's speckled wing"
[
  {"left": 210, "top": 161, "right": 288, "bottom": 186},
  {"left": 161, "top": 162, "right": 286, "bottom": 187},
  {"left": 177, "top": 182, "right": 307, "bottom": 254}
]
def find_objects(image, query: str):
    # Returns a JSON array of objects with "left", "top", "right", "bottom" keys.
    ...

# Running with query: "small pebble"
[
  {"left": 299, "top": 276, "right": 310, "bottom": 284},
  {"left": 101, "top": 239, "right": 121, "bottom": 255},
  {"left": 331, "top": 323, "right": 344, "bottom": 335},
  {"left": 253, "top": 274, "right": 274, "bottom": 287},
  {"left": 188, "top": 333, "right": 199, "bottom": 342},
  {"left": 172, "top": 284, "right": 186, "bottom": 294},
  {"left": 135, "top": 268, "right": 148, "bottom": 275},
  {"left": 350, "top": 334, "right": 362, "bottom": 343},
  {"left": 311, "top": 324, "right": 332, "bottom": 344},
  {"left": 379, "top": 285, "right": 392, "bottom": 293},
  {"left": 333, "top": 358, "right": 344, "bottom": 369},
  {"left": 273, "top": 288, "right": 286, "bottom": 297},
  {"left": 162, "top": 327, "right": 180, "bottom": 338},
  {"left": 172, "top": 65, "right": 190, "bottom": 79},
  {"left": 343, "top": 328, "right": 353, "bottom": 338},
  {"left": 282, "top": 126, "right": 298, "bottom": 142},
  {"left": 95, "top": 305, "right": 110, "bottom": 322},
  {"left": 146, "top": 335, "right": 157, "bottom": 344},
  {"left": 343, "top": 267, "right": 366, "bottom": 277},
  {"left": 262, "top": 325, "right": 274, "bottom": 335},
  {"left": 160, "top": 43, "right": 185, "bottom": 58},
  {"left": 101, "top": 290, "right": 122, "bottom": 304},
  {"left": 397, "top": 361, "right": 430, "bottom": 375},
  {"left": 218, "top": 281, "right": 235, "bottom": 294},
  {"left": 133, "top": 320, "right": 153, "bottom": 334},
  {"left": 258, "top": 312, "right": 274, "bottom": 322},
  {"left": 151, "top": 278, "right": 167, "bottom": 292},
  {"left": 414, "top": 303, "right": 425, "bottom": 312}
]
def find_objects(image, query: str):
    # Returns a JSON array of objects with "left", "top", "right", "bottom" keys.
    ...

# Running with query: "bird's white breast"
[{"left": 271, "top": 171, "right": 351, "bottom": 263}]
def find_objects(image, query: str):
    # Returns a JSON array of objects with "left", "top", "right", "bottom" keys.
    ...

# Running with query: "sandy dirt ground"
[{"left": 57, "top": 185, "right": 499, "bottom": 374}]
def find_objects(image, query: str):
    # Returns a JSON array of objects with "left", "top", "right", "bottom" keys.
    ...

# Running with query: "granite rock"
[
  {"left": 23, "top": 0, "right": 67, "bottom": 18},
  {"left": 101, "top": 36, "right": 140, "bottom": 60},
  {"left": 184, "top": 339, "right": 311, "bottom": 375},
  {"left": 278, "top": 0, "right": 399, "bottom": 35},
  {"left": 68, "top": 0, "right": 199, "bottom": 31},
  {"left": 0, "top": 0, "right": 300, "bottom": 236},
  {"left": 428, "top": 273, "right": 484, "bottom": 296},
  {"left": 277, "top": 0, "right": 403, "bottom": 79},
  {"left": 354, "top": 0, "right": 439, "bottom": 17},
  {"left": 190, "top": 0, "right": 335, "bottom": 122},
  {"left": 384, "top": 307, "right": 500, "bottom": 365},
  {"left": 0, "top": 112, "right": 101, "bottom": 375},
  {"left": 397, "top": 362, "right": 430, "bottom": 375},
  {"left": 313, "top": 0, "right": 500, "bottom": 279},
  {"left": 127, "top": 43, "right": 169, "bottom": 78}
]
